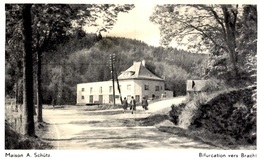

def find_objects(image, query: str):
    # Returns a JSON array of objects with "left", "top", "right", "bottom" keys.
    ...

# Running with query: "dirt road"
[{"left": 42, "top": 97, "right": 220, "bottom": 150}]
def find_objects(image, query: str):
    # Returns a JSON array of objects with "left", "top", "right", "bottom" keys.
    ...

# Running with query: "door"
[
  {"left": 99, "top": 95, "right": 103, "bottom": 104},
  {"left": 135, "top": 95, "right": 140, "bottom": 103},
  {"left": 89, "top": 95, "right": 93, "bottom": 103}
]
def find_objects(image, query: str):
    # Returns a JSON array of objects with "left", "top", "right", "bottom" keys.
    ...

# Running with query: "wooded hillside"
[{"left": 6, "top": 34, "right": 207, "bottom": 105}]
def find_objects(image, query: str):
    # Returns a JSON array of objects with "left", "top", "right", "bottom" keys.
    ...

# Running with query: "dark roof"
[{"left": 118, "top": 61, "right": 164, "bottom": 81}]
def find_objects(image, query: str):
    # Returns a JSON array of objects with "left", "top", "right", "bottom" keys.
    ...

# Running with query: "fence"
[{"left": 5, "top": 98, "right": 23, "bottom": 134}]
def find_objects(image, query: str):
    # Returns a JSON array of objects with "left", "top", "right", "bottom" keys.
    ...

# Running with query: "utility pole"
[
  {"left": 114, "top": 66, "right": 123, "bottom": 104},
  {"left": 110, "top": 54, "right": 116, "bottom": 107}
]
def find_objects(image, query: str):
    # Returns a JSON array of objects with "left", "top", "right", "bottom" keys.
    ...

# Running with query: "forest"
[{"left": 6, "top": 32, "right": 207, "bottom": 104}]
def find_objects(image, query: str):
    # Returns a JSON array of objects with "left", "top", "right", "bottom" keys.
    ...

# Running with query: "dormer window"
[{"left": 123, "top": 71, "right": 135, "bottom": 77}]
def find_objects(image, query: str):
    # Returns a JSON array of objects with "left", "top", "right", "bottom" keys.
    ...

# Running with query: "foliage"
[
  {"left": 169, "top": 103, "right": 186, "bottom": 125},
  {"left": 5, "top": 120, "right": 52, "bottom": 149},
  {"left": 200, "top": 78, "right": 229, "bottom": 93},
  {"left": 5, "top": 4, "right": 135, "bottom": 106},
  {"left": 168, "top": 86, "right": 256, "bottom": 146},
  {"left": 138, "top": 114, "right": 169, "bottom": 126},
  {"left": 150, "top": 4, "right": 257, "bottom": 87},
  {"left": 38, "top": 36, "right": 206, "bottom": 104},
  {"left": 189, "top": 87, "right": 256, "bottom": 144},
  {"left": 156, "top": 62, "right": 190, "bottom": 95}
]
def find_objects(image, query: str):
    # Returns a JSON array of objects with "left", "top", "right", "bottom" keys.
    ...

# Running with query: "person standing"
[
  {"left": 130, "top": 96, "right": 136, "bottom": 114},
  {"left": 122, "top": 97, "right": 128, "bottom": 113},
  {"left": 141, "top": 97, "right": 148, "bottom": 110},
  {"left": 52, "top": 98, "right": 55, "bottom": 109}
]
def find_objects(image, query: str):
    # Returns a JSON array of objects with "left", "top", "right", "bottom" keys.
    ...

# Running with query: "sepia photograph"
[{"left": 2, "top": 0, "right": 258, "bottom": 159}]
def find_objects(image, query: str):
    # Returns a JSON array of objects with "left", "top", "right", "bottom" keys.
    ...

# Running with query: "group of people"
[{"left": 122, "top": 96, "right": 148, "bottom": 114}]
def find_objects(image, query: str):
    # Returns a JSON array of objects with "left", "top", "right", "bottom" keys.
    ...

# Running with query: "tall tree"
[
  {"left": 5, "top": 4, "right": 24, "bottom": 109},
  {"left": 31, "top": 4, "right": 74, "bottom": 123},
  {"left": 6, "top": 4, "right": 135, "bottom": 123},
  {"left": 21, "top": 4, "right": 35, "bottom": 136},
  {"left": 150, "top": 4, "right": 256, "bottom": 86},
  {"left": 34, "top": 4, "right": 134, "bottom": 122}
]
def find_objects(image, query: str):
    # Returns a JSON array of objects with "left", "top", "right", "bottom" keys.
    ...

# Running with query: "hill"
[{"left": 6, "top": 34, "right": 208, "bottom": 105}]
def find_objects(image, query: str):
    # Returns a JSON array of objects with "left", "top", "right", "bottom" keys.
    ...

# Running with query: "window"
[
  {"left": 100, "top": 87, "right": 102, "bottom": 93},
  {"left": 127, "top": 84, "right": 131, "bottom": 90},
  {"left": 109, "top": 86, "right": 112, "bottom": 93},
  {"left": 82, "top": 88, "right": 85, "bottom": 92},
  {"left": 144, "top": 85, "right": 149, "bottom": 90},
  {"left": 155, "top": 86, "right": 160, "bottom": 91},
  {"left": 90, "top": 87, "right": 93, "bottom": 94},
  {"left": 81, "top": 96, "right": 84, "bottom": 99},
  {"left": 161, "top": 86, "right": 163, "bottom": 90}
]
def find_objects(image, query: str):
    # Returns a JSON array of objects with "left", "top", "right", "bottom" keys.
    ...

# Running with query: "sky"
[{"left": 84, "top": 3, "right": 162, "bottom": 47}]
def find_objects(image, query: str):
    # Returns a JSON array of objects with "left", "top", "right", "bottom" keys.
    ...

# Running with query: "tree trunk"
[
  {"left": 37, "top": 51, "right": 43, "bottom": 122},
  {"left": 222, "top": 5, "right": 240, "bottom": 81},
  {"left": 15, "top": 81, "right": 18, "bottom": 110},
  {"left": 22, "top": 4, "right": 35, "bottom": 137}
]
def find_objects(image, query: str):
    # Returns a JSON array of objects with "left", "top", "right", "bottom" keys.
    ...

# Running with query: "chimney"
[{"left": 141, "top": 60, "right": 145, "bottom": 67}]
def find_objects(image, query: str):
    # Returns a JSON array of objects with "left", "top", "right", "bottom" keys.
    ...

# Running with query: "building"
[
  {"left": 76, "top": 61, "right": 173, "bottom": 105},
  {"left": 186, "top": 79, "right": 211, "bottom": 100},
  {"left": 186, "top": 80, "right": 211, "bottom": 92}
]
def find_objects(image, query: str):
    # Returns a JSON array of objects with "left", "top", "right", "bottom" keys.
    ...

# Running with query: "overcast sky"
[{"left": 84, "top": 3, "right": 162, "bottom": 47}]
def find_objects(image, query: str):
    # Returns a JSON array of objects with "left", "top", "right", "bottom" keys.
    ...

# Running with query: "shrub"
[
  {"left": 189, "top": 87, "right": 256, "bottom": 145},
  {"left": 5, "top": 120, "right": 52, "bottom": 149},
  {"left": 201, "top": 78, "right": 229, "bottom": 93},
  {"left": 169, "top": 103, "right": 186, "bottom": 125}
]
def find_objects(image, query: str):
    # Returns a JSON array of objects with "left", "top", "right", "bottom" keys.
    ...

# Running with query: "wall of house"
[
  {"left": 77, "top": 81, "right": 111, "bottom": 105},
  {"left": 186, "top": 80, "right": 210, "bottom": 92},
  {"left": 77, "top": 79, "right": 168, "bottom": 105},
  {"left": 134, "top": 79, "right": 165, "bottom": 100},
  {"left": 77, "top": 80, "right": 136, "bottom": 105}
]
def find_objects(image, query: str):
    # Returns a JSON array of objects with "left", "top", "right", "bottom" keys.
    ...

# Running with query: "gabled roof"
[{"left": 118, "top": 61, "right": 164, "bottom": 81}]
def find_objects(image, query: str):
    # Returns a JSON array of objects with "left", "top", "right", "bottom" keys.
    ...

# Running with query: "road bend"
[{"left": 41, "top": 97, "right": 220, "bottom": 150}]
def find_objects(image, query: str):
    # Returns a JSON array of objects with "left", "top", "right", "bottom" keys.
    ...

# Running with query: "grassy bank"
[
  {"left": 5, "top": 120, "right": 53, "bottom": 149},
  {"left": 167, "top": 87, "right": 256, "bottom": 149}
]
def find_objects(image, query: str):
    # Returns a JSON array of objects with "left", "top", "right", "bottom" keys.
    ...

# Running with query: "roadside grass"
[
  {"left": 137, "top": 114, "right": 169, "bottom": 126},
  {"left": 167, "top": 86, "right": 256, "bottom": 150},
  {"left": 43, "top": 104, "right": 123, "bottom": 111},
  {"left": 5, "top": 120, "right": 53, "bottom": 149},
  {"left": 5, "top": 101, "right": 53, "bottom": 149},
  {"left": 157, "top": 126, "right": 256, "bottom": 150}
]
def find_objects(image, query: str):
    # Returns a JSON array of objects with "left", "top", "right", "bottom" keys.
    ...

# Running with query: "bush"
[
  {"left": 201, "top": 79, "right": 228, "bottom": 93},
  {"left": 189, "top": 87, "right": 256, "bottom": 145},
  {"left": 169, "top": 103, "right": 186, "bottom": 125},
  {"left": 5, "top": 120, "right": 52, "bottom": 149}
]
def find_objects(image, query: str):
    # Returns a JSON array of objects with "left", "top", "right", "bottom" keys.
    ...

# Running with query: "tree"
[
  {"left": 237, "top": 5, "right": 257, "bottom": 109},
  {"left": 150, "top": 5, "right": 256, "bottom": 86},
  {"left": 21, "top": 4, "right": 35, "bottom": 136},
  {"left": 31, "top": 4, "right": 74, "bottom": 122},
  {"left": 5, "top": 4, "right": 24, "bottom": 109},
  {"left": 6, "top": 4, "right": 135, "bottom": 138},
  {"left": 6, "top": 4, "right": 135, "bottom": 123},
  {"left": 32, "top": 4, "right": 134, "bottom": 122}
]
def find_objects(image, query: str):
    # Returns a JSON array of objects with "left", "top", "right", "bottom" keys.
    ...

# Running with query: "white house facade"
[{"left": 76, "top": 61, "right": 173, "bottom": 105}]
